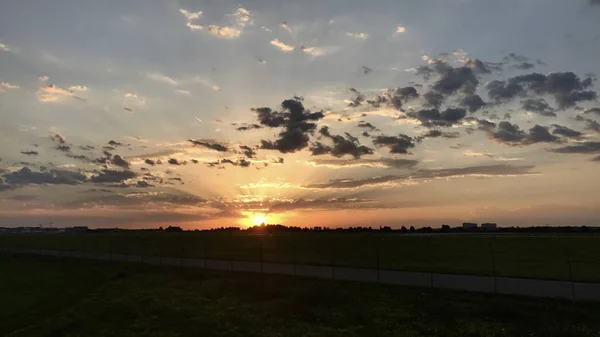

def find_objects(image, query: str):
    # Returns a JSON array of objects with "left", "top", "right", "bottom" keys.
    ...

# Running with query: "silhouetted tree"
[
  {"left": 441, "top": 224, "right": 450, "bottom": 232},
  {"left": 401, "top": 226, "right": 407, "bottom": 233},
  {"left": 409, "top": 226, "right": 415, "bottom": 232},
  {"left": 165, "top": 226, "right": 183, "bottom": 232},
  {"left": 158, "top": 226, "right": 164, "bottom": 231},
  {"left": 380, "top": 226, "right": 392, "bottom": 232}
]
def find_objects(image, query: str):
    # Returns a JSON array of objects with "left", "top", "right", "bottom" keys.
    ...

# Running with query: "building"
[
  {"left": 462, "top": 222, "right": 478, "bottom": 230},
  {"left": 481, "top": 223, "right": 498, "bottom": 231}
]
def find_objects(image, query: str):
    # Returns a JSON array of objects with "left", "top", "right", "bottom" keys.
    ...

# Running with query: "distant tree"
[
  {"left": 381, "top": 226, "right": 392, "bottom": 232},
  {"left": 401, "top": 226, "right": 407, "bottom": 233},
  {"left": 409, "top": 226, "right": 415, "bottom": 232},
  {"left": 158, "top": 226, "right": 164, "bottom": 231},
  {"left": 441, "top": 224, "right": 450, "bottom": 232},
  {"left": 165, "top": 226, "right": 183, "bottom": 232}
]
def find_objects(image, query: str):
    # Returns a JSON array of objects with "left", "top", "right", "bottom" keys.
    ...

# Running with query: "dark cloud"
[
  {"left": 591, "top": 0, "right": 600, "bottom": 5},
  {"left": 108, "top": 140, "right": 123, "bottom": 147},
  {"left": 3, "top": 167, "right": 87, "bottom": 185},
  {"left": 253, "top": 98, "right": 324, "bottom": 153},
  {"left": 20, "top": 150, "right": 39, "bottom": 156},
  {"left": 417, "top": 129, "right": 460, "bottom": 141},
  {"left": 464, "top": 59, "right": 500, "bottom": 74},
  {"left": 188, "top": 139, "right": 229, "bottom": 152},
  {"left": 236, "top": 124, "right": 262, "bottom": 131},
  {"left": 372, "top": 134, "right": 416, "bottom": 154},
  {"left": 56, "top": 145, "right": 71, "bottom": 152},
  {"left": 488, "top": 122, "right": 561, "bottom": 145},
  {"left": 310, "top": 126, "right": 373, "bottom": 158},
  {"left": 550, "top": 141, "right": 600, "bottom": 154},
  {"left": 503, "top": 53, "right": 529, "bottom": 63},
  {"left": 168, "top": 158, "right": 185, "bottom": 165},
  {"left": 361, "top": 131, "right": 370, "bottom": 137},
  {"left": 309, "top": 158, "right": 418, "bottom": 169},
  {"left": 51, "top": 134, "right": 66, "bottom": 144},
  {"left": 79, "top": 145, "right": 95, "bottom": 151},
  {"left": 585, "top": 119, "right": 600, "bottom": 133},
  {"left": 487, "top": 72, "right": 596, "bottom": 109},
  {"left": 347, "top": 88, "right": 366, "bottom": 107},
  {"left": 584, "top": 108, "right": 600, "bottom": 116},
  {"left": 111, "top": 155, "right": 130, "bottom": 169},
  {"left": 91, "top": 169, "right": 136, "bottom": 183},
  {"left": 304, "top": 164, "right": 536, "bottom": 189},
  {"left": 239, "top": 145, "right": 256, "bottom": 158},
  {"left": 144, "top": 159, "right": 155, "bottom": 166},
  {"left": 357, "top": 122, "right": 378, "bottom": 130},
  {"left": 431, "top": 63, "right": 478, "bottom": 95},
  {"left": 368, "top": 87, "right": 419, "bottom": 110},
  {"left": 422, "top": 91, "right": 445, "bottom": 108},
  {"left": 208, "top": 158, "right": 251, "bottom": 168},
  {"left": 513, "top": 62, "right": 535, "bottom": 70},
  {"left": 551, "top": 125, "right": 583, "bottom": 139},
  {"left": 460, "top": 94, "right": 486, "bottom": 112},
  {"left": 406, "top": 108, "right": 467, "bottom": 128},
  {"left": 268, "top": 197, "right": 377, "bottom": 212},
  {"left": 521, "top": 98, "right": 556, "bottom": 116}
]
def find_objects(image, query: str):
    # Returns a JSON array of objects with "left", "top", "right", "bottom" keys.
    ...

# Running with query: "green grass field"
[
  {"left": 2, "top": 254, "right": 600, "bottom": 337},
  {"left": 3, "top": 232, "right": 600, "bottom": 282}
]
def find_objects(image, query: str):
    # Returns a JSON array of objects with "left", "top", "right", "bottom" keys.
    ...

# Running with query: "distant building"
[
  {"left": 481, "top": 223, "right": 497, "bottom": 231},
  {"left": 462, "top": 222, "right": 478, "bottom": 230}
]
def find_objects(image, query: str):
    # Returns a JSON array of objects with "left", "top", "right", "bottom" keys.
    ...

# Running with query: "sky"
[{"left": 1, "top": 0, "right": 600, "bottom": 229}]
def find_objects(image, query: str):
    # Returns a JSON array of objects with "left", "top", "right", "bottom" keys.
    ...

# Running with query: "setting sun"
[{"left": 251, "top": 215, "right": 268, "bottom": 226}]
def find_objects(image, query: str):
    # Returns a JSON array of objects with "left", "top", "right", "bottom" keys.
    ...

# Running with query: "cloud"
[
  {"left": 310, "top": 126, "right": 373, "bottom": 158},
  {"left": 0, "top": 41, "right": 10, "bottom": 51},
  {"left": 207, "top": 25, "right": 241, "bottom": 38},
  {"left": 551, "top": 125, "right": 583, "bottom": 139},
  {"left": 111, "top": 155, "right": 130, "bottom": 169},
  {"left": 306, "top": 158, "right": 419, "bottom": 169},
  {"left": 406, "top": 108, "right": 467, "bottom": 128},
  {"left": 303, "top": 164, "right": 536, "bottom": 189},
  {"left": 20, "top": 150, "right": 39, "bottom": 156},
  {"left": 372, "top": 134, "right": 416, "bottom": 154},
  {"left": 487, "top": 72, "right": 596, "bottom": 109},
  {"left": 147, "top": 72, "right": 178, "bottom": 85},
  {"left": 521, "top": 98, "right": 556, "bottom": 117},
  {"left": 230, "top": 8, "right": 252, "bottom": 27},
  {"left": 91, "top": 169, "right": 136, "bottom": 183},
  {"left": 487, "top": 122, "right": 561, "bottom": 146},
  {"left": 236, "top": 123, "right": 261, "bottom": 131},
  {"left": 186, "top": 22, "right": 203, "bottom": 30},
  {"left": 51, "top": 133, "right": 66, "bottom": 144},
  {"left": 463, "top": 150, "right": 523, "bottom": 161},
  {"left": 346, "top": 32, "right": 368, "bottom": 39},
  {"left": 38, "top": 76, "right": 49, "bottom": 82},
  {"left": 175, "top": 89, "right": 191, "bottom": 95},
  {"left": 357, "top": 122, "right": 378, "bottom": 130},
  {"left": 395, "top": 26, "right": 406, "bottom": 34},
  {"left": 3, "top": 167, "right": 87, "bottom": 186},
  {"left": 239, "top": 145, "right": 256, "bottom": 158},
  {"left": 207, "top": 158, "right": 251, "bottom": 168},
  {"left": 68, "top": 85, "right": 88, "bottom": 92},
  {"left": 188, "top": 139, "right": 229, "bottom": 152},
  {"left": 590, "top": 0, "right": 600, "bottom": 5},
  {"left": 460, "top": 94, "right": 486, "bottom": 112},
  {"left": 585, "top": 108, "right": 600, "bottom": 116},
  {"left": 124, "top": 92, "right": 146, "bottom": 105},
  {"left": 549, "top": 141, "right": 600, "bottom": 154},
  {"left": 270, "top": 39, "right": 294, "bottom": 52},
  {"left": 367, "top": 87, "right": 419, "bottom": 111},
  {"left": 0, "top": 82, "right": 20, "bottom": 91},
  {"left": 254, "top": 98, "right": 324, "bottom": 153},
  {"left": 179, "top": 8, "right": 202, "bottom": 21},
  {"left": 417, "top": 129, "right": 460, "bottom": 140},
  {"left": 513, "top": 62, "right": 535, "bottom": 70}
]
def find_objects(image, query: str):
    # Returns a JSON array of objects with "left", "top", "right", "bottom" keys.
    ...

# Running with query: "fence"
[{"left": 2, "top": 232, "right": 600, "bottom": 301}]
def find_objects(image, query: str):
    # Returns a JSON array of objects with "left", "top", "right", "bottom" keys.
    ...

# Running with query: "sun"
[{"left": 251, "top": 214, "right": 268, "bottom": 226}]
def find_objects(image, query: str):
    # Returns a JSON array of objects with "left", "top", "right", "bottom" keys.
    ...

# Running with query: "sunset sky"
[{"left": 1, "top": 0, "right": 600, "bottom": 229}]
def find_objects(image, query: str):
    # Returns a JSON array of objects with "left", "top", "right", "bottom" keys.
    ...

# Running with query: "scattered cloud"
[
  {"left": 346, "top": 32, "right": 368, "bottom": 39},
  {"left": 207, "top": 25, "right": 242, "bottom": 38},
  {"left": 0, "top": 82, "right": 20, "bottom": 91},
  {"left": 270, "top": 39, "right": 294, "bottom": 52},
  {"left": 395, "top": 26, "right": 406, "bottom": 34},
  {"left": 38, "top": 76, "right": 49, "bottom": 82},
  {"left": 0, "top": 41, "right": 10, "bottom": 51},
  {"left": 147, "top": 72, "right": 178, "bottom": 85},
  {"left": 37, "top": 84, "right": 87, "bottom": 102},
  {"left": 179, "top": 9, "right": 202, "bottom": 21}
]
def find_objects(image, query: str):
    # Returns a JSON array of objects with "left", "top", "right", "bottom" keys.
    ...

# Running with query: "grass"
[
  {"left": 2, "top": 254, "right": 600, "bottom": 337},
  {"left": 3, "top": 232, "right": 600, "bottom": 282}
]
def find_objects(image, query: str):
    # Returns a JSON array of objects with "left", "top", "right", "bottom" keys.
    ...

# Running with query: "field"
[
  {"left": 2, "top": 254, "right": 600, "bottom": 337},
  {"left": 3, "top": 232, "right": 600, "bottom": 282}
]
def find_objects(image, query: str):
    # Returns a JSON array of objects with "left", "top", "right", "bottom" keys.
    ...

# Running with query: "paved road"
[{"left": 3, "top": 247, "right": 600, "bottom": 302}]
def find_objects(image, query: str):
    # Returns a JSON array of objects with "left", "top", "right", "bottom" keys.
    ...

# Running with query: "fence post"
[
  {"left": 565, "top": 245, "right": 576, "bottom": 302},
  {"left": 489, "top": 238, "right": 497, "bottom": 294}
]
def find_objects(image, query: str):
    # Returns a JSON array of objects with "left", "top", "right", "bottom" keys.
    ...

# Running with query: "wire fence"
[{"left": 2, "top": 232, "right": 600, "bottom": 283}]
